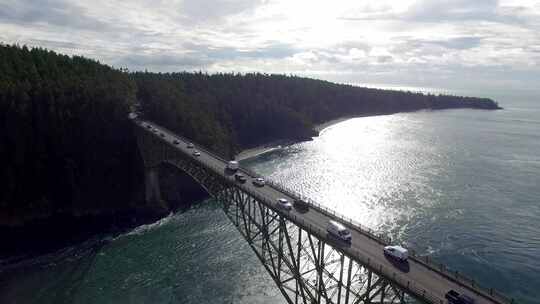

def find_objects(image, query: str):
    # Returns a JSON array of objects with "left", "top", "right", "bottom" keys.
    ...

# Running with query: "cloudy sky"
[{"left": 1, "top": 0, "right": 539, "bottom": 92}]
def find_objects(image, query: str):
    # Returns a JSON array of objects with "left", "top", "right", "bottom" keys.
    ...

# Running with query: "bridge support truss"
[
  {"left": 217, "top": 186, "right": 407, "bottom": 304},
  {"left": 135, "top": 125, "right": 228, "bottom": 201},
  {"left": 134, "top": 123, "right": 408, "bottom": 304}
]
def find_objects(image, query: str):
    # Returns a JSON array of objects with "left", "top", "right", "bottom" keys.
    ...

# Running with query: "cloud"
[
  {"left": 340, "top": 0, "right": 535, "bottom": 27},
  {"left": 0, "top": 0, "right": 112, "bottom": 31},
  {"left": 116, "top": 53, "right": 210, "bottom": 70},
  {"left": 202, "top": 43, "right": 298, "bottom": 60},
  {"left": 110, "top": 41, "right": 298, "bottom": 72},
  {"left": 180, "top": 0, "right": 264, "bottom": 24},
  {"left": 0, "top": 0, "right": 539, "bottom": 92},
  {"left": 432, "top": 37, "right": 484, "bottom": 50},
  {"left": 405, "top": 0, "right": 499, "bottom": 21}
]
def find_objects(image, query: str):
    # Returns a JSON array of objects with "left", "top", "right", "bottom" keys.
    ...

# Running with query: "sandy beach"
[
  {"left": 235, "top": 144, "right": 283, "bottom": 161},
  {"left": 313, "top": 116, "right": 353, "bottom": 133},
  {"left": 235, "top": 116, "right": 355, "bottom": 161}
]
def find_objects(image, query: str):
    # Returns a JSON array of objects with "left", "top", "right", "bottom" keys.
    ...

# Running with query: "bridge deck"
[{"left": 135, "top": 118, "right": 511, "bottom": 304}]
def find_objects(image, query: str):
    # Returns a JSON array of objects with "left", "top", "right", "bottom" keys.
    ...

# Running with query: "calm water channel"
[{"left": 1, "top": 92, "right": 538, "bottom": 304}]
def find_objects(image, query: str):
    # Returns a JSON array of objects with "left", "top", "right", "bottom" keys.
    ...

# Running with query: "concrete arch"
[
  {"left": 144, "top": 158, "right": 222, "bottom": 205},
  {"left": 159, "top": 160, "right": 214, "bottom": 195}
]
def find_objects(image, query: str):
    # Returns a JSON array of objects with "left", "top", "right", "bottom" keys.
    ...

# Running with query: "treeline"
[
  {"left": 0, "top": 44, "right": 500, "bottom": 230},
  {"left": 0, "top": 44, "right": 140, "bottom": 227},
  {"left": 134, "top": 72, "right": 500, "bottom": 155}
]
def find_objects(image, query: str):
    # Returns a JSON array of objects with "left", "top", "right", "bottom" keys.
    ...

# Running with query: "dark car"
[
  {"left": 160, "top": 133, "right": 165, "bottom": 137},
  {"left": 294, "top": 198, "right": 309, "bottom": 211},
  {"left": 445, "top": 290, "right": 475, "bottom": 304},
  {"left": 234, "top": 173, "right": 247, "bottom": 183},
  {"left": 173, "top": 140, "right": 179, "bottom": 145}
]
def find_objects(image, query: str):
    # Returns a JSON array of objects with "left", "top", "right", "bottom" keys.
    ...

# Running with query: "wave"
[{"left": 115, "top": 212, "right": 176, "bottom": 239}]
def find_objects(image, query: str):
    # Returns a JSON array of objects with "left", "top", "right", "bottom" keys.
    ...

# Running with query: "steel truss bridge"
[{"left": 132, "top": 116, "right": 515, "bottom": 304}]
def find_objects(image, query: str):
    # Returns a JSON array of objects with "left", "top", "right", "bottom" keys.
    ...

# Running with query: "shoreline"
[
  {"left": 235, "top": 140, "right": 293, "bottom": 161},
  {"left": 234, "top": 107, "right": 500, "bottom": 161},
  {"left": 315, "top": 112, "right": 390, "bottom": 133},
  {"left": 313, "top": 116, "right": 354, "bottom": 133},
  {"left": 236, "top": 116, "right": 357, "bottom": 161},
  {"left": 234, "top": 111, "right": 405, "bottom": 161}
]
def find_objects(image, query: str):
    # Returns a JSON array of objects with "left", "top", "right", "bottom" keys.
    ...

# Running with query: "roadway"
[{"left": 136, "top": 118, "right": 505, "bottom": 304}]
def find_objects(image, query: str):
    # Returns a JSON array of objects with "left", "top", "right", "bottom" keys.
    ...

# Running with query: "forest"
[
  {"left": 134, "top": 72, "right": 500, "bottom": 156},
  {"left": 0, "top": 44, "right": 500, "bottom": 253},
  {"left": 0, "top": 44, "right": 140, "bottom": 227}
]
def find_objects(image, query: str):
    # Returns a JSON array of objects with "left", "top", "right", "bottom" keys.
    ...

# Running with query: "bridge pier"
[{"left": 145, "top": 167, "right": 162, "bottom": 204}]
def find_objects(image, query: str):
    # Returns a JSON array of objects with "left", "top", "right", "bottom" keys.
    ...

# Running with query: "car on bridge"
[
  {"left": 294, "top": 198, "right": 309, "bottom": 211},
  {"left": 445, "top": 290, "right": 475, "bottom": 304},
  {"left": 276, "top": 198, "right": 292, "bottom": 211},
  {"left": 383, "top": 245, "right": 408, "bottom": 262},
  {"left": 146, "top": 124, "right": 152, "bottom": 129},
  {"left": 327, "top": 220, "right": 352, "bottom": 243},
  {"left": 173, "top": 139, "right": 179, "bottom": 145},
  {"left": 193, "top": 150, "right": 201, "bottom": 157},
  {"left": 160, "top": 132, "right": 165, "bottom": 137},
  {"left": 187, "top": 143, "right": 194, "bottom": 149},
  {"left": 252, "top": 177, "right": 265, "bottom": 187},
  {"left": 226, "top": 161, "right": 239, "bottom": 171},
  {"left": 234, "top": 173, "right": 247, "bottom": 183}
]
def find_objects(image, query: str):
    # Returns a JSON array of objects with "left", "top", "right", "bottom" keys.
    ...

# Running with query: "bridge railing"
[
  {"left": 233, "top": 180, "right": 446, "bottom": 304},
  {"left": 139, "top": 119, "right": 232, "bottom": 163},
  {"left": 255, "top": 178, "right": 515, "bottom": 304},
  {"left": 136, "top": 119, "right": 514, "bottom": 304}
]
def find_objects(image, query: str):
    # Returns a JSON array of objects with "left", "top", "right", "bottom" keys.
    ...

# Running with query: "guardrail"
[
  {"left": 260, "top": 178, "right": 515, "bottom": 304},
  {"left": 232, "top": 179, "right": 446, "bottom": 304},
  {"left": 135, "top": 118, "right": 515, "bottom": 304},
  {"left": 169, "top": 156, "right": 446, "bottom": 304}
]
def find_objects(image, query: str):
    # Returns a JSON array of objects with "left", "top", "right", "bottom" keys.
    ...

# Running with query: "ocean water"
[{"left": 1, "top": 93, "right": 538, "bottom": 304}]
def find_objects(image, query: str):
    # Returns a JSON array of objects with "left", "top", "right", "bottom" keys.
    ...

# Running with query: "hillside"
[
  {"left": 0, "top": 45, "right": 500, "bottom": 257},
  {"left": 134, "top": 72, "right": 501, "bottom": 157},
  {"left": 0, "top": 45, "right": 141, "bottom": 225},
  {"left": 0, "top": 45, "right": 149, "bottom": 257}
]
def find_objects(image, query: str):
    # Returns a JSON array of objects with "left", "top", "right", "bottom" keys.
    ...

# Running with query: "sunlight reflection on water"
[
  {"left": 3, "top": 104, "right": 539, "bottom": 304},
  {"left": 243, "top": 106, "right": 540, "bottom": 303},
  {"left": 261, "top": 114, "right": 440, "bottom": 236}
]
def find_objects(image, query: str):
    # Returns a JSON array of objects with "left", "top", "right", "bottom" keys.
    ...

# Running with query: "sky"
[{"left": 1, "top": 0, "right": 539, "bottom": 92}]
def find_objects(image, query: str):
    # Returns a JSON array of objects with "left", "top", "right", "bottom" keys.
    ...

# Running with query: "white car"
[
  {"left": 383, "top": 245, "right": 408, "bottom": 261},
  {"left": 276, "top": 198, "right": 292, "bottom": 211},
  {"left": 252, "top": 177, "right": 265, "bottom": 187},
  {"left": 226, "top": 160, "right": 239, "bottom": 171},
  {"left": 193, "top": 150, "right": 201, "bottom": 157}
]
